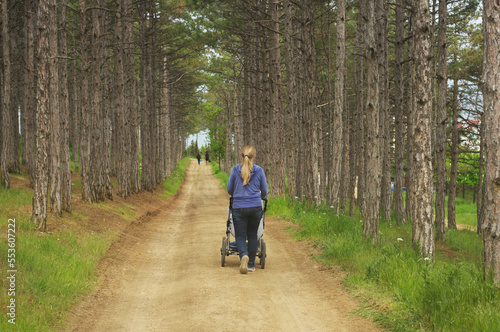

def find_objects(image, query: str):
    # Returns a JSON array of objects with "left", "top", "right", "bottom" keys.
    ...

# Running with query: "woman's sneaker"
[
  {"left": 247, "top": 266, "right": 255, "bottom": 272},
  {"left": 240, "top": 255, "right": 249, "bottom": 274}
]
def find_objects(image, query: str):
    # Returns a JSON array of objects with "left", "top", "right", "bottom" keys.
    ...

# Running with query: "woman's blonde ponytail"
[{"left": 240, "top": 145, "right": 256, "bottom": 186}]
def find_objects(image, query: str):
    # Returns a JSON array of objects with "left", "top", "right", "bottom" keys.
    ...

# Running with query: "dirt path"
[{"left": 64, "top": 160, "right": 383, "bottom": 332}]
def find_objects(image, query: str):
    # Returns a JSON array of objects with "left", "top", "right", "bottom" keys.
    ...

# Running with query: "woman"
[{"left": 227, "top": 145, "right": 268, "bottom": 274}]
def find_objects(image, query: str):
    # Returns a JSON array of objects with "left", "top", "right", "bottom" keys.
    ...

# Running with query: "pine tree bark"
[
  {"left": 49, "top": 0, "right": 61, "bottom": 216},
  {"left": 406, "top": 13, "right": 415, "bottom": 221},
  {"left": 32, "top": 0, "right": 51, "bottom": 230},
  {"left": 160, "top": 56, "right": 169, "bottom": 180},
  {"left": 140, "top": 4, "right": 153, "bottom": 191},
  {"left": 1, "top": 0, "right": 11, "bottom": 188},
  {"left": 353, "top": 0, "right": 366, "bottom": 214},
  {"left": 340, "top": 88, "right": 350, "bottom": 214},
  {"left": 411, "top": 0, "right": 435, "bottom": 261},
  {"left": 89, "top": 4, "right": 107, "bottom": 202},
  {"left": 328, "top": 0, "right": 346, "bottom": 213},
  {"left": 269, "top": 0, "right": 285, "bottom": 197},
  {"left": 79, "top": 0, "right": 92, "bottom": 202},
  {"left": 377, "top": 0, "right": 391, "bottom": 221},
  {"left": 477, "top": 113, "right": 485, "bottom": 234},
  {"left": 100, "top": 3, "right": 113, "bottom": 199},
  {"left": 124, "top": 0, "right": 140, "bottom": 193},
  {"left": 242, "top": 33, "right": 252, "bottom": 146},
  {"left": 115, "top": 0, "right": 129, "bottom": 198},
  {"left": 363, "top": 0, "right": 381, "bottom": 243},
  {"left": 435, "top": 0, "right": 448, "bottom": 240},
  {"left": 481, "top": 0, "right": 500, "bottom": 285},
  {"left": 232, "top": 57, "right": 242, "bottom": 168},
  {"left": 9, "top": 28, "right": 20, "bottom": 175},
  {"left": 71, "top": 40, "right": 80, "bottom": 174},
  {"left": 225, "top": 96, "right": 232, "bottom": 173},
  {"left": 24, "top": 0, "right": 37, "bottom": 188},
  {"left": 301, "top": 0, "right": 319, "bottom": 204},
  {"left": 448, "top": 76, "right": 459, "bottom": 229},
  {"left": 283, "top": 0, "right": 297, "bottom": 199},
  {"left": 59, "top": 0, "right": 72, "bottom": 212},
  {"left": 394, "top": 0, "right": 406, "bottom": 224}
]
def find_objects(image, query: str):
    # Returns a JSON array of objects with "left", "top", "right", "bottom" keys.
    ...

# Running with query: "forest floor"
[{"left": 60, "top": 159, "right": 384, "bottom": 332}]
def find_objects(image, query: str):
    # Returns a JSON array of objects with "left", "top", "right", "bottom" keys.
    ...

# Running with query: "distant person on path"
[
  {"left": 205, "top": 151, "right": 210, "bottom": 165},
  {"left": 196, "top": 152, "right": 201, "bottom": 165},
  {"left": 227, "top": 145, "right": 268, "bottom": 274}
]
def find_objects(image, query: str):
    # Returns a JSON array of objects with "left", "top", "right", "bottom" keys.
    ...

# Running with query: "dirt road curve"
[{"left": 64, "top": 160, "right": 383, "bottom": 332}]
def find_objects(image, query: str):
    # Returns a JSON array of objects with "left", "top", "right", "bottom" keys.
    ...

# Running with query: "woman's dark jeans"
[{"left": 232, "top": 206, "right": 262, "bottom": 268}]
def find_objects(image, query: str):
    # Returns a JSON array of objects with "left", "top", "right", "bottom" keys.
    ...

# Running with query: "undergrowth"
[
  {"left": 269, "top": 198, "right": 500, "bottom": 332},
  {"left": 161, "top": 157, "right": 191, "bottom": 198}
]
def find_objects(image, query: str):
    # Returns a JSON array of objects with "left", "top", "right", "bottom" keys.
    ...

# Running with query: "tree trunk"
[
  {"left": 115, "top": 0, "right": 129, "bottom": 198},
  {"left": 328, "top": 0, "right": 345, "bottom": 214},
  {"left": 140, "top": 5, "right": 153, "bottom": 191},
  {"left": 480, "top": 0, "right": 500, "bottom": 286},
  {"left": 411, "top": 0, "right": 435, "bottom": 261},
  {"left": 9, "top": 26, "right": 20, "bottom": 175},
  {"left": 301, "top": 0, "right": 319, "bottom": 204},
  {"left": 363, "top": 0, "right": 381, "bottom": 243},
  {"left": 394, "top": 0, "right": 406, "bottom": 224},
  {"left": 124, "top": 0, "right": 140, "bottom": 193},
  {"left": 232, "top": 57, "right": 242, "bottom": 169},
  {"left": 435, "top": 0, "right": 448, "bottom": 240},
  {"left": 79, "top": 0, "right": 92, "bottom": 202},
  {"left": 71, "top": 36, "right": 80, "bottom": 174},
  {"left": 225, "top": 97, "right": 232, "bottom": 173},
  {"left": 101, "top": 4, "right": 113, "bottom": 199},
  {"left": 32, "top": 0, "right": 51, "bottom": 230},
  {"left": 89, "top": 4, "right": 106, "bottom": 202},
  {"left": 1, "top": 0, "right": 11, "bottom": 188},
  {"left": 377, "top": 0, "right": 391, "bottom": 221},
  {"left": 59, "top": 0, "right": 72, "bottom": 212},
  {"left": 448, "top": 76, "right": 459, "bottom": 230},
  {"left": 477, "top": 113, "right": 485, "bottom": 234},
  {"left": 49, "top": 0, "right": 61, "bottom": 215},
  {"left": 269, "top": 0, "right": 285, "bottom": 197},
  {"left": 406, "top": 13, "right": 414, "bottom": 222},
  {"left": 283, "top": 0, "right": 297, "bottom": 199},
  {"left": 353, "top": 0, "right": 366, "bottom": 215},
  {"left": 24, "top": 0, "right": 37, "bottom": 188}
]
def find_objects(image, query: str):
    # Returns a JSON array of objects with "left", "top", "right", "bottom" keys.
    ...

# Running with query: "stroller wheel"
[
  {"left": 260, "top": 240, "right": 266, "bottom": 269},
  {"left": 221, "top": 237, "right": 227, "bottom": 267}
]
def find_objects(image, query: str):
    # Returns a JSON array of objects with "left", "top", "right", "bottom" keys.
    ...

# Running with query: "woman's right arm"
[{"left": 259, "top": 168, "right": 269, "bottom": 198}]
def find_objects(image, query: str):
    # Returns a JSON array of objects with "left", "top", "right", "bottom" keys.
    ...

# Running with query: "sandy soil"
[{"left": 63, "top": 159, "right": 384, "bottom": 332}]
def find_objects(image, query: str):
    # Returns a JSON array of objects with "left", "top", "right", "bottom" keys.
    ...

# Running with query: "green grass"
[
  {"left": 210, "top": 161, "right": 230, "bottom": 188},
  {"left": 0, "top": 186, "right": 32, "bottom": 208},
  {"left": 450, "top": 197, "right": 478, "bottom": 228},
  {"left": 161, "top": 157, "right": 191, "bottom": 199},
  {"left": 209, "top": 165, "right": 500, "bottom": 332},
  {"left": 0, "top": 220, "right": 112, "bottom": 331},
  {"left": 445, "top": 228, "right": 483, "bottom": 258}
]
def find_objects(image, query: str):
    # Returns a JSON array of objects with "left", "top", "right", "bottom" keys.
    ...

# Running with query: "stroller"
[{"left": 220, "top": 197, "right": 268, "bottom": 269}]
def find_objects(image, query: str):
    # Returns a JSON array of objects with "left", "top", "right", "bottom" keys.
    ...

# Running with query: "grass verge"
[
  {"left": 209, "top": 161, "right": 230, "bottom": 188},
  {"left": 161, "top": 157, "right": 191, "bottom": 199}
]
